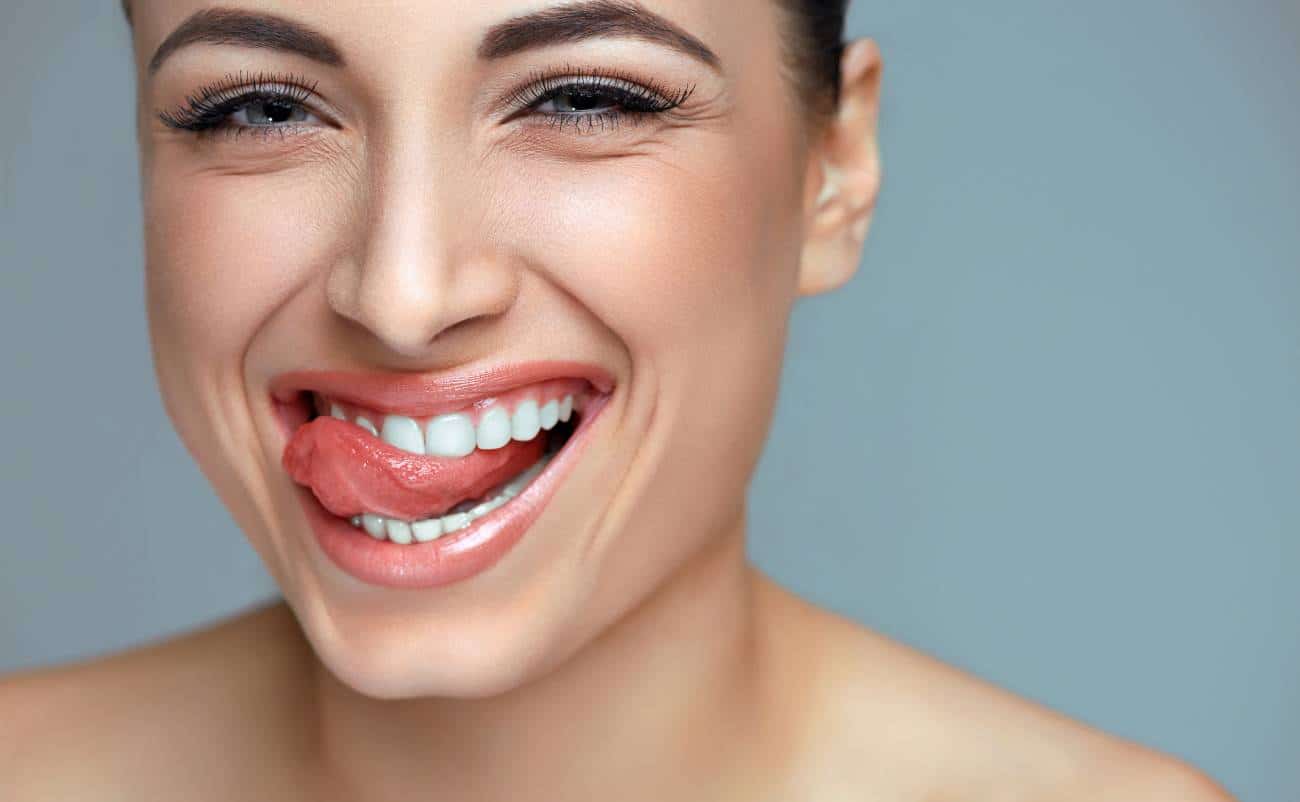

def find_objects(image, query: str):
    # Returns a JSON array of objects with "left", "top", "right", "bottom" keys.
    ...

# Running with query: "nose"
[{"left": 326, "top": 136, "right": 520, "bottom": 358}]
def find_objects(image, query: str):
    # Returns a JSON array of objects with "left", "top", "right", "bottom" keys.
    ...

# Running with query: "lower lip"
[{"left": 295, "top": 392, "right": 610, "bottom": 590}]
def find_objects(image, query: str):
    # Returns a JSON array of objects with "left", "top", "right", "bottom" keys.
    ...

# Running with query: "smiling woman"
[{"left": 0, "top": 1, "right": 1238, "bottom": 800}]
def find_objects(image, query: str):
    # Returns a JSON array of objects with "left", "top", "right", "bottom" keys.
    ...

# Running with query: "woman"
[{"left": 1, "top": 1, "right": 1236, "bottom": 798}]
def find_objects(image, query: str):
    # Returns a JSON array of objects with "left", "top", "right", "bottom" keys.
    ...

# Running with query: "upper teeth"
[{"left": 320, "top": 392, "right": 576, "bottom": 457}]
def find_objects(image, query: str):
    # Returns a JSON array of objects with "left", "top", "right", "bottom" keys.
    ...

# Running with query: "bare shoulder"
[
  {"left": 752, "top": 576, "right": 1238, "bottom": 802},
  {"left": 0, "top": 598, "right": 317, "bottom": 801},
  {"left": 1060, "top": 748, "right": 1238, "bottom": 801}
]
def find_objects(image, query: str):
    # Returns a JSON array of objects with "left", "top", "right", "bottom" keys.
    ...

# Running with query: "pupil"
[
  {"left": 560, "top": 91, "right": 606, "bottom": 113},
  {"left": 257, "top": 100, "right": 294, "bottom": 124}
]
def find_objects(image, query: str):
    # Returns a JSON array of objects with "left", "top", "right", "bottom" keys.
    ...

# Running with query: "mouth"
[
  {"left": 270, "top": 363, "right": 614, "bottom": 589},
  {"left": 297, "top": 380, "right": 589, "bottom": 536}
]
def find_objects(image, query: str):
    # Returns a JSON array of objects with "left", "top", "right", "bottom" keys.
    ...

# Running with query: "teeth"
[
  {"left": 411, "top": 517, "right": 444, "bottom": 542},
  {"left": 343, "top": 452, "right": 556, "bottom": 545},
  {"left": 476, "top": 405, "right": 512, "bottom": 450},
  {"left": 425, "top": 413, "right": 476, "bottom": 458},
  {"left": 441, "top": 512, "right": 471, "bottom": 533},
  {"left": 385, "top": 519, "right": 413, "bottom": 545},
  {"left": 511, "top": 398, "right": 541, "bottom": 441},
  {"left": 321, "top": 391, "right": 579, "bottom": 455},
  {"left": 466, "top": 495, "right": 506, "bottom": 519},
  {"left": 322, "top": 387, "right": 579, "bottom": 545},
  {"left": 380, "top": 415, "right": 424, "bottom": 455},
  {"left": 361, "top": 513, "right": 385, "bottom": 539},
  {"left": 448, "top": 498, "right": 479, "bottom": 515},
  {"left": 539, "top": 399, "right": 559, "bottom": 430}
]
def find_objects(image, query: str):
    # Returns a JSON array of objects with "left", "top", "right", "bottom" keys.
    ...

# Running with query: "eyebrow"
[
  {"left": 148, "top": 8, "right": 345, "bottom": 75},
  {"left": 478, "top": 0, "right": 721, "bottom": 70},
  {"left": 147, "top": 1, "right": 721, "bottom": 79}
]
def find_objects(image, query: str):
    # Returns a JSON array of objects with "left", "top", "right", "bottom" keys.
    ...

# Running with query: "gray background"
[{"left": 2, "top": 1, "right": 1296, "bottom": 799}]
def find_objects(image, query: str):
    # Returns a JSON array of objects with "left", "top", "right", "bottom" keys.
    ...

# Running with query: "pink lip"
[
  {"left": 270, "top": 361, "right": 616, "bottom": 417},
  {"left": 269, "top": 361, "right": 615, "bottom": 589}
]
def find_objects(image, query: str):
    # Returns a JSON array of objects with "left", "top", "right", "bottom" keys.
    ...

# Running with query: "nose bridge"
[
  {"left": 334, "top": 124, "right": 506, "bottom": 356},
  {"left": 362, "top": 130, "right": 457, "bottom": 338}
]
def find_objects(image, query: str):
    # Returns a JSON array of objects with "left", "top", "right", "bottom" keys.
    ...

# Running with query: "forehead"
[{"left": 128, "top": 0, "right": 774, "bottom": 80}]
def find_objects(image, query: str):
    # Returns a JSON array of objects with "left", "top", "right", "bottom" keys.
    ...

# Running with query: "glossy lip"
[
  {"left": 294, "top": 391, "right": 610, "bottom": 589},
  {"left": 270, "top": 360, "right": 616, "bottom": 418},
  {"left": 270, "top": 361, "right": 616, "bottom": 589}
]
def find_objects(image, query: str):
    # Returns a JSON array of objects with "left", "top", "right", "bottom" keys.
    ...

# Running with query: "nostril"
[{"left": 437, "top": 315, "right": 486, "bottom": 341}]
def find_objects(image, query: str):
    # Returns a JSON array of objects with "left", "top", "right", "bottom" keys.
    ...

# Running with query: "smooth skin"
[{"left": 2, "top": 2, "right": 1235, "bottom": 800}]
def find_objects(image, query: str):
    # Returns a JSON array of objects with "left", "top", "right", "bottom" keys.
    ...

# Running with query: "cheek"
[
  {"left": 141, "top": 160, "right": 344, "bottom": 500},
  {"left": 143, "top": 164, "right": 340, "bottom": 366},
  {"left": 501, "top": 144, "right": 801, "bottom": 363},
  {"left": 493, "top": 127, "right": 806, "bottom": 577}
]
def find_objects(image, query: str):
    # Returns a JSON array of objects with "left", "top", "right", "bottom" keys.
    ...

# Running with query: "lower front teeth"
[{"left": 349, "top": 452, "right": 553, "bottom": 544}]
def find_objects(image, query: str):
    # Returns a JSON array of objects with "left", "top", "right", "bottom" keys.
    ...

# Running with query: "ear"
[{"left": 797, "top": 38, "right": 883, "bottom": 297}]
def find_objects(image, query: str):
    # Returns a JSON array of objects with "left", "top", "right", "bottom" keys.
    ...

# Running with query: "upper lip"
[{"left": 269, "top": 360, "right": 616, "bottom": 417}]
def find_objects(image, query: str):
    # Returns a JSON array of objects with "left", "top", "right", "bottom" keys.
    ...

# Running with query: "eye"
[
  {"left": 506, "top": 67, "right": 696, "bottom": 135},
  {"left": 534, "top": 86, "right": 626, "bottom": 115},
  {"left": 226, "top": 96, "right": 318, "bottom": 127},
  {"left": 157, "top": 71, "right": 326, "bottom": 139}
]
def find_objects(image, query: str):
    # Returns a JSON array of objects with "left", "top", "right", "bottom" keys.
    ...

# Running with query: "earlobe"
[{"left": 797, "top": 38, "right": 884, "bottom": 297}]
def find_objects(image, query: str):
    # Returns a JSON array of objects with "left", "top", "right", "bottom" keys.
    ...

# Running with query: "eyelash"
[
  {"left": 501, "top": 63, "right": 697, "bottom": 134},
  {"left": 157, "top": 70, "right": 320, "bottom": 141},
  {"left": 157, "top": 66, "right": 697, "bottom": 141}
]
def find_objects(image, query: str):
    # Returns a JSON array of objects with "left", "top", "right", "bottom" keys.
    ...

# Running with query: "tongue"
[{"left": 283, "top": 416, "right": 545, "bottom": 521}]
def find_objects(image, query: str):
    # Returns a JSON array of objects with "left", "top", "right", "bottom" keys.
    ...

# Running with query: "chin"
[{"left": 291, "top": 594, "right": 575, "bottom": 701}]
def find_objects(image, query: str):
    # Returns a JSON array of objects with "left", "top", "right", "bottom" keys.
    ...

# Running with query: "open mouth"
[
  {"left": 269, "top": 363, "right": 614, "bottom": 588},
  {"left": 291, "top": 385, "right": 585, "bottom": 544}
]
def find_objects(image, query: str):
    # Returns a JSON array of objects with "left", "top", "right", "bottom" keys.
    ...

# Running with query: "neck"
[{"left": 305, "top": 513, "right": 772, "bottom": 801}]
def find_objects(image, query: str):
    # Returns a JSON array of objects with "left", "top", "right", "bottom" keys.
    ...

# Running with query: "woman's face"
[{"left": 132, "top": 0, "right": 832, "bottom": 698}]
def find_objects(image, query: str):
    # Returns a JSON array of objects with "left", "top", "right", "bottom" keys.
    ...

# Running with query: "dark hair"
[
  {"left": 121, "top": 0, "right": 849, "bottom": 124},
  {"left": 772, "top": 0, "right": 851, "bottom": 127}
]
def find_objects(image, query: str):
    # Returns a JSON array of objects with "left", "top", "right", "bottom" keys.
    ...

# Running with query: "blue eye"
[
  {"left": 158, "top": 67, "right": 696, "bottom": 142},
  {"left": 157, "top": 71, "right": 324, "bottom": 138},
  {"left": 505, "top": 66, "right": 697, "bottom": 135},
  {"left": 227, "top": 96, "right": 319, "bottom": 127}
]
